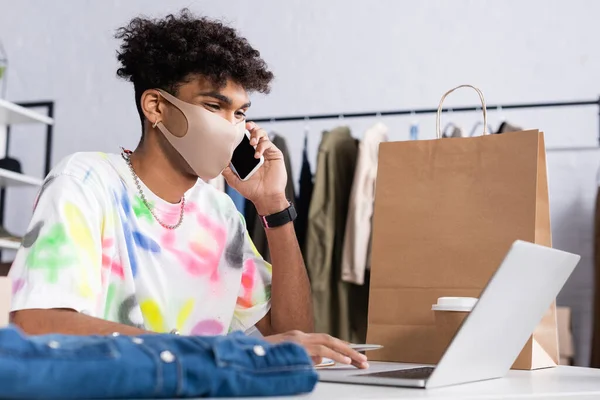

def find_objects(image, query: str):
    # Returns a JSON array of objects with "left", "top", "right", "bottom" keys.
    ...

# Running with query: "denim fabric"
[{"left": 0, "top": 326, "right": 317, "bottom": 399}]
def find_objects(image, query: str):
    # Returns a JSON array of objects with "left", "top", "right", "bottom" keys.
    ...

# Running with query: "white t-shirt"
[{"left": 9, "top": 152, "right": 272, "bottom": 335}]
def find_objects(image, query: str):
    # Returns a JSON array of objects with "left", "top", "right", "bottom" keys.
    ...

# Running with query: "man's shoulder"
[{"left": 48, "top": 152, "right": 123, "bottom": 184}]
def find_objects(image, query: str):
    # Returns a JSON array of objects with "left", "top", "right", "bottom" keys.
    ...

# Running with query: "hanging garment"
[
  {"left": 226, "top": 183, "right": 246, "bottom": 215},
  {"left": 305, "top": 126, "right": 358, "bottom": 342},
  {"left": 341, "top": 122, "right": 388, "bottom": 285},
  {"left": 295, "top": 133, "right": 314, "bottom": 254},
  {"left": 244, "top": 134, "right": 296, "bottom": 262},
  {"left": 348, "top": 269, "right": 370, "bottom": 343},
  {"left": 591, "top": 186, "right": 600, "bottom": 367},
  {"left": 496, "top": 121, "right": 522, "bottom": 134},
  {"left": 442, "top": 123, "right": 464, "bottom": 138}
]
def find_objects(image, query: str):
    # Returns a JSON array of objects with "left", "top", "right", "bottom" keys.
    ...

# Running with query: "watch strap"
[{"left": 260, "top": 203, "right": 297, "bottom": 229}]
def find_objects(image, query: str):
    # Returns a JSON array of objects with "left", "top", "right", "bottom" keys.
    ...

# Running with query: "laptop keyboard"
[{"left": 360, "top": 367, "right": 436, "bottom": 380}]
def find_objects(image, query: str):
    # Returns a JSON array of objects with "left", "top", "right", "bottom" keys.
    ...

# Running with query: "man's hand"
[
  {"left": 264, "top": 331, "right": 370, "bottom": 369},
  {"left": 222, "top": 121, "right": 288, "bottom": 215}
]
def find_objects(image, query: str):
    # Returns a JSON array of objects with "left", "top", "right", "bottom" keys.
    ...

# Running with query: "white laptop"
[{"left": 319, "top": 240, "right": 580, "bottom": 389}]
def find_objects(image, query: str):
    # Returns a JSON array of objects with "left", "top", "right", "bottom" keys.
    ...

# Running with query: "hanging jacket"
[
  {"left": 295, "top": 133, "right": 314, "bottom": 254},
  {"left": 305, "top": 126, "right": 358, "bottom": 341},
  {"left": 496, "top": 121, "right": 522, "bottom": 134}
]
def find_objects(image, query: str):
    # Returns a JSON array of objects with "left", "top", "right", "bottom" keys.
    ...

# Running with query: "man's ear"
[{"left": 140, "top": 89, "right": 163, "bottom": 127}]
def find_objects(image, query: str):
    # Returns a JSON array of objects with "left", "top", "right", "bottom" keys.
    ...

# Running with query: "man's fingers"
[
  {"left": 250, "top": 133, "right": 266, "bottom": 146},
  {"left": 254, "top": 140, "right": 273, "bottom": 158},
  {"left": 247, "top": 122, "right": 267, "bottom": 146},
  {"left": 245, "top": 121, "right": 257, "bottom": 132},
  {"left": 307, "top": 345, "right": 352, "bottom": 366},
  {"left": 271, "top": 331, "right": 370, "bottom": 369},
  {"left": 351, "top": 359, "right": 370, "bottom": 369},
  {"left": 317, "top": 335, "right": 368, "bottom": 365}
]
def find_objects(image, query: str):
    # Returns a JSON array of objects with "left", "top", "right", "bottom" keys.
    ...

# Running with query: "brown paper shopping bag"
[{"left": 366, "top": 85, "right": 558, "bottom": 370}]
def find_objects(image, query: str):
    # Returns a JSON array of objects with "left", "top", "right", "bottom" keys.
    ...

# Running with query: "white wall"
[{"left": 1, "top": 0, "right": 599, "bottom": 366}]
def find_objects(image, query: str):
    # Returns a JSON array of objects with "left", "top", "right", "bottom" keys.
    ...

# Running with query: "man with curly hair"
[{"left": 7, "top": 10, "right": 368, "bottom": 369}]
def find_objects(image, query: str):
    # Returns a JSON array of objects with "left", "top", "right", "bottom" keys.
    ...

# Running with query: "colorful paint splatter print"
[{"left": 9, "top": 152, "right": 272, "bottom": 335}]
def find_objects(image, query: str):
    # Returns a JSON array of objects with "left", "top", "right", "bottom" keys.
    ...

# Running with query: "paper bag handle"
[{"left": 436, "top": 85, "right": 488, "bottom": 139}]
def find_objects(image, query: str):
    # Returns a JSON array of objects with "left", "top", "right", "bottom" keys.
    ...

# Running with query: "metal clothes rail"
[{"left": 252, "top": 98, "right": 600, "bottom": 145}]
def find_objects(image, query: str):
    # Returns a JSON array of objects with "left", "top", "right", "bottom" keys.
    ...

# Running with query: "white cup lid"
[{"left": 431, "top": 297, "right": 478, "bottom": 312}]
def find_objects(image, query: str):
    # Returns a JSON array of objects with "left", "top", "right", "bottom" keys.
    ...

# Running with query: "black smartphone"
[{"left": 230, "top": 130, "right": 264, "bottom": 181}]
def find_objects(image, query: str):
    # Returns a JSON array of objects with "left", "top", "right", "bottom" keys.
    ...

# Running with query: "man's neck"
[{"left": 129, "top": 138, "right": 197, "bottom": 204}]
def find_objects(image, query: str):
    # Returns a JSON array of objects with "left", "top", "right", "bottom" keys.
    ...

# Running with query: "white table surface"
[{"left": 216, "top": 363, "right": 600, "bottom": 400}]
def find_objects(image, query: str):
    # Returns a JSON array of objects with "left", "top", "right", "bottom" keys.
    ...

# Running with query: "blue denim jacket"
[{"left": 0, "top": 326, "right": 317, "bottom": 399}]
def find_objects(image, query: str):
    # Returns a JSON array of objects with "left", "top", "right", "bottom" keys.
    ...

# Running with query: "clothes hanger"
[
  {"left": 441, "top": 108, "right": 458, "bottom": 138},
  {"left": 495, "top": 105, "right": 507, "bottom": 134},
  {"left": 410, "top": 110, "right": 419, "bottom": 140},
  {"left": 469, "top": 107, "right": 493, "bottom": 137},
  {"left": 268, "top": 118, "right": 276, "bottom": 141},
  {"left": 497, "top": 105, "right": 506, "bottom": 123},
  {"left": 303, "top": 117, "right": 310, "bottom": 149},
  {"left": 469, "top": 121, "right": 494, "bottom": 137},
  {"left": 442, "top": 122, "right": 456, "bottom": 138}
]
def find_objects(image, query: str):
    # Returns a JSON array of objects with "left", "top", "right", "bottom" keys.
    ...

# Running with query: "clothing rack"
[{"left": 252, "top": 97, "right": 600, "bottom": 146}]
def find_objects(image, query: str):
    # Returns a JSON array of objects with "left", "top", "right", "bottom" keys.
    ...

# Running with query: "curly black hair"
[{"left": 115, "top": 9, "right": 274, "bottom": 126}]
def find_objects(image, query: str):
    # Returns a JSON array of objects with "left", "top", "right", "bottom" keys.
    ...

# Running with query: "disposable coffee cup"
[{"left": 432, "top": 297, "right": 478, "bottom": 350}]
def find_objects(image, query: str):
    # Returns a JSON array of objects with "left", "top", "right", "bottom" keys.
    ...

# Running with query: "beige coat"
[{"left": 341, "top": 123, "right": 388, "bottom": 285}]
